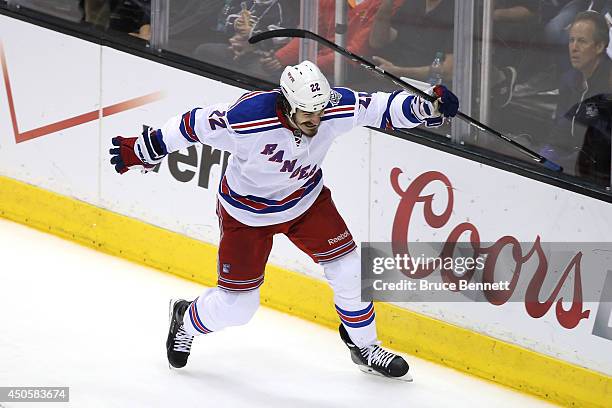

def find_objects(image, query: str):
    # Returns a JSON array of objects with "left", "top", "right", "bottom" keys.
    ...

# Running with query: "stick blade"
[
  {"left": 249, "top": 29, "right": 308, "bottom": 44},
  {"left": 541, "top": 158, "right": 564, "bottom": 172}
]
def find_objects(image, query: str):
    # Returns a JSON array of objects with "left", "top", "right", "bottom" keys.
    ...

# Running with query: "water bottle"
[
  {"left": 217, "top": 0, "right": 233, "bottom": 32},
  {"left": 427, "top": 52, "right": 444, "bottom": 86}
]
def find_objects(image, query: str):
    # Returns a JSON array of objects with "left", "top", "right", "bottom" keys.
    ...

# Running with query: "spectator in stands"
[
  {"left": 539, "top": 0, "right": 576, "bottom": 24},
  {"left": 491, "top": 0, "right": 540, "bottom": 65},
  {"left": 87, "top": 1, "right": 232, "bottom": 52},
  {"left": 544, "top": 11, "right": 612, "bottom": 180},
  {"left": 515, "top": 0, "right": 612, "bottom": 96},
  {"left": 574, "top": 93, "right": 612, "bottom": 185},
  {"left": 106, "top": 0, "right": 151, "bottom": 40},
  {"left": 368, "top": 0, "right": 526, "bottom": 107},
  {"left": 258, "top": 0, "right": 401, "bottom": 83},
  {"left": 368, "top": 0, "right": 454, "bottom": 84},
  {"left": 490, "top": 0, "right": 541, "bottom": 106},
  {"left": 545, "top": 0, "right": 611, "bottom": 56},
  {"left": 192, "top": 0, "right": 297, "bottom": 80}
]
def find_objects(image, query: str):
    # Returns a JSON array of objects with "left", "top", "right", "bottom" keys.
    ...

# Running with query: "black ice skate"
[
  {"left": 166, "top": 299, "right": 194, "bottom": 369},
  {"left": 339, "top": 324, "right": 412, "bottom": 382}
]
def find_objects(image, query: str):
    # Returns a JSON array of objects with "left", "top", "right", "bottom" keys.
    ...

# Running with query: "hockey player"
[{"left": 110, "top": 61, "right": 458, "bottom": 380}]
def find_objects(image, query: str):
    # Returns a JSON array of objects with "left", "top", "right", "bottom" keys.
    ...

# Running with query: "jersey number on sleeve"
[{"left": 209, "top": 110, "right": 227, "bottom": 130}]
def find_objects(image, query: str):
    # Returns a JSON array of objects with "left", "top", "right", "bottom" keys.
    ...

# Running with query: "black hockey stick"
[{"left": 249, "top": 29, "right": 563, "bottom": 172}]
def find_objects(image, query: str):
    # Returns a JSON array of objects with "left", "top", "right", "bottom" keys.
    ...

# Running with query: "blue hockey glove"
[
  {"left": 433, "top": 85, "right": 459, "bottom": 118},
  {"left": 410, "top": 85, "right": 459, "bottom": 128}
]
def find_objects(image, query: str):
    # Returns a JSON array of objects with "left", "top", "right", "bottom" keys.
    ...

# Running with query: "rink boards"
[{"left": 0, "top": 14, "right": 610, "bottom": 407}]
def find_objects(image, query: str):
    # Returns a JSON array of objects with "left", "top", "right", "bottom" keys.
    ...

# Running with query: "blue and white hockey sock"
[
  {"left": 182, "top": 287, "right": 260, "bottom": 336},
  {"left": 336, "top": 301, "right": 378, "bottom": 348},
  {"left": 324, "top": 250, "right": 378, "bottom": 347}
]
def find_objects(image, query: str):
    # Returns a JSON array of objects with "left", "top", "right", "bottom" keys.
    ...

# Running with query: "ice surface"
[{"left": 0, "top": 218, "right": 554, "bottom": 408}]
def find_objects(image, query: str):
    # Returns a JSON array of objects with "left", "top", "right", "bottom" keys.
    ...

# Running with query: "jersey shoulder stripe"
[
  {"left": 227, "top": 90, "right": 281, "bottom": 133},
  {"left": 231, "top": 116, "right": 282, "bottom": 135},
  {"left": 322, "top": 105, "right": 355, "bottom": 121}
]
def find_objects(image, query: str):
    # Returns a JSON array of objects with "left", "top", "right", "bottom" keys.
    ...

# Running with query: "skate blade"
[
  {"left": 168, "top": 298, "right": 178, "bottom": 322},
  {"left": 357, "top": 365, "right": 414, "bottom": 382},
  {"left": 167, "top": 298, "right": 177, "bottom": 371}
]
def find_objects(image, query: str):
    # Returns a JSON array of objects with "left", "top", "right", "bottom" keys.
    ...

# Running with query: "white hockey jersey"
[{"left": 158, "top": 87, "right": 426, "bottom": 226}]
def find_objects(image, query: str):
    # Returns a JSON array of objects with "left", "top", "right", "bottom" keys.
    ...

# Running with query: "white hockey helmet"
[{"left": 279, "top": 60, "right": 331, "bottom": 116}]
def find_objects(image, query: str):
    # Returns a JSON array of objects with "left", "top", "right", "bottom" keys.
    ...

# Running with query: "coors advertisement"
[{"left": 363, "top": 168, "right": 612, "bottom": 334}]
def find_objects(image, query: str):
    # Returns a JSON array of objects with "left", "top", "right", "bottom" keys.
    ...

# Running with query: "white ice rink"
[{"left": 0, "top": 218, "right": 556, "bottom": 408}]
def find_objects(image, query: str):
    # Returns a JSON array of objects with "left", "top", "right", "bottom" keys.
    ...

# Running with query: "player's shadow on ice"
[{"left": 172, "top": 366, "right": 409, "bottom": 408}]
